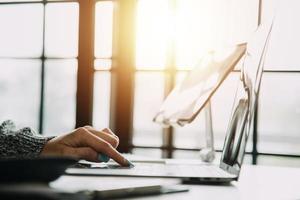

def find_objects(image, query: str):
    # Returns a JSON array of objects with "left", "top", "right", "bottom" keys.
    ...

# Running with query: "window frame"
[
  {"left": 0, "top": 0, "right": 79, "bottom": 134},
  {"left": 2, "top": 0, "right": 300, "bottom": 163}
]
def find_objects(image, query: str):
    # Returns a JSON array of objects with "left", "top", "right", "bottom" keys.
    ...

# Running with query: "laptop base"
[{"left": 66, "top": 162, "right": 236, "bottom": 183}]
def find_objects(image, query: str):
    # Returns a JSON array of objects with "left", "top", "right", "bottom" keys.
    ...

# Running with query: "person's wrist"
[{"left": 40, "top": 137, "right": 56, "bottom": 156}]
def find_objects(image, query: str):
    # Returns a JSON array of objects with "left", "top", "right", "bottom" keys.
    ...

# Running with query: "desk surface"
[{"left": 52, "top": 164, "right": 300, "bottom": 200}]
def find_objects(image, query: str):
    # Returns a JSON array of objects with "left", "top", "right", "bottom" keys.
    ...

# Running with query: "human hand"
[{"left": 40, "top": 126, "right": 132, "bottom": 167}]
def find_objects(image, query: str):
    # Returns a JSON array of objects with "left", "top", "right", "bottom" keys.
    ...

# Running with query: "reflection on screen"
[
  {"left": 154, "top": 44, "right": 246, "bottom": 126},
  {"left": 221, "top": 96, "right": 249, "bottom": 171},
  {"left": 221, "top": 16, "right": 274, "bottom": 175}
]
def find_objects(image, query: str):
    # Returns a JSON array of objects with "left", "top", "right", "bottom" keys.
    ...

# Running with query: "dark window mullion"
[
  {"left": 109, "top": 0, "right": 136, "bottom": 153},
  {"left": 162, "top": 0, "right": 177, "bottom": 158},
  {"left": 76, "top": 0, "right": 95, "bottom": 127},
  {"left": 38, "top": 0, "right": 47, "bottom": 134},
  {"left": 162, "top": 71, "right": 175, "bottom": 158}
]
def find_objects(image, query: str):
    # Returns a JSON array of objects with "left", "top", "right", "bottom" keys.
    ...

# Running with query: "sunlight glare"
[
  {"left": 136, "top": 0, "right": 259, "bottom": 70},
  {"left": 175, "top": 0, "right": 237, "bottom": 69},
  {"left": 135, "top": 0, "right": 170, "bottom": 69}
]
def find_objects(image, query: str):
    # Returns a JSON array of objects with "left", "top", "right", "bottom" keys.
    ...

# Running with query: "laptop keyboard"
[
  {"left": 127, "top": 164, "right": 230, "bottom": 177},
  {"left": 72, "top": 162, "right": 232, "bottom": 178}
]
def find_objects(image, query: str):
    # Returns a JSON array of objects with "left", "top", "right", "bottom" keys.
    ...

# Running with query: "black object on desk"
[{"left": 0, "top": 157, "right": 77, "bottom": 183}]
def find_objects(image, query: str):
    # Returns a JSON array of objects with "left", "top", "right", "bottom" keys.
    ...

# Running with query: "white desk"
[{"left": 51, "top": 165, "right": 300, "bottom": 200}]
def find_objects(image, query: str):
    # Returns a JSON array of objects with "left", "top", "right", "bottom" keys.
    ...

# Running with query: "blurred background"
[{"left": 0, "top": 0, "right": 300, "bottom": 167}]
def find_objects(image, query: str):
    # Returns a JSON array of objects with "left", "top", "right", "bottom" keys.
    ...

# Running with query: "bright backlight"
[
  {"left": 135, "top": 0, "right": 170, "bottom": 69},
  {"left": 135, "top": 0, "right": 258, "bottom": 70}
]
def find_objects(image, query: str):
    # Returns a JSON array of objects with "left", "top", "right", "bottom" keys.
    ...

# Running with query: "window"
[
  {"left": 93, "top": 1, "right": 114, "bottom": 130},
  {"left": 0, "top": 0, "right": 79, "bottom": 135},
  {"left": 92, "top": 0, "right": 259, "bottom": 158},
  {"left": 91, "top": 0, "right": 300, "bottom": 163},
  {"left": 1, "top": 0, "right": 300, "bottom": 165},
  {"left": 132, "top": 0, "right": 259, "bottom": 158},
  {"left": 257, "top": 0, "right": 300, "bottom": 157}
]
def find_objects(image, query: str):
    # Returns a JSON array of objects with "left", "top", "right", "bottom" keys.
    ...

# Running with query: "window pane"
[
  {"left": 257, "top": 155, "right": 300, "bottom": 168},
  {"left": 43, "top": 59, "right": 77, "bottom": 135},
  {"left": 0, "top": 59, "right": 41, "bottom": 130},
  {"left": 0, "top": 0, "right": 40, "bottom": 2},
  {"left": 174, "top": 72, "right": 206, "bottom": 149},
  {"left": 174, "top": 113, "right": 206, "bottom": 149},
  {"left": 45, "top": 3, "right": 79, "bottom": 58},
  {"left": 95, "top": 1, "right": 114, "bottom": 58},
  {"left": 132, "top": 72, "right": 164, "bottom": 146},
  {"left": 94, "top": 59, "right": 112, "bottom": 70},
  {"left": 0, "top": 4, "right": 43, "bottom": 58},
  {"left": 47, "top": 0, "right": 78, "bottom": 1},
  {"left": 135, "top": 0, "right": 169, "bottom": 69},
  {"left": 175, "top": 0, "right": 258, "bottom": 68},
  {"left": 93, "top": 72, "right": 111, "bottom": 129},
  {"left": 264, "top": 0, "right": 300, "bottom": 70},
  {"left": 258, "top": 73, "right": 300, "bottom": 155}
]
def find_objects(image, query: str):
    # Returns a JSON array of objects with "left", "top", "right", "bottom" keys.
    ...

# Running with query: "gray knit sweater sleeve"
[{"left": 0, "top": 120, "right": 54, "bottom": 159}]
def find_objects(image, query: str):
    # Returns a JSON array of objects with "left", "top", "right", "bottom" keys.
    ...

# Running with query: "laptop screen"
[
  {"left": 220, "top": 18, "right": 274, "bottom": 176},
  {"left": 153, "top": 44, "right": 246, "bottom": 127}
]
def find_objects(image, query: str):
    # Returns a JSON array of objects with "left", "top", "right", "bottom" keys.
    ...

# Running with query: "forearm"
[{"left": 0, "top": 120, "right": 53, "bottom": 159}]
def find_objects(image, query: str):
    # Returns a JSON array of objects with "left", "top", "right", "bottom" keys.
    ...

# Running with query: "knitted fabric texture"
[{"left": 0, "top": 120, "right": 54, "bottom": 158}]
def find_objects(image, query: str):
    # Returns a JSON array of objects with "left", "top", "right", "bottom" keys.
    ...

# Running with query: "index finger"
[{"left": 78, "top": 129, "right": 133, "bottom": 167}]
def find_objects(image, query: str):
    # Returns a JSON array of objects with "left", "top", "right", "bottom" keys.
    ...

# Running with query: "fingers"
[
  {"left": 102, "top": 128, "right": 119, "bottom": 140},
  {"left": 70, "top": 147, "right": 98, "bottom": 162},
  {"left": 84, "top": 126, "right": 117, "bottom": 138},
  {"left": 84, "top": 126, "right": 119, "bottom": 148},
  {"left": 75, "top": 128, "right": 129, "bottom": 166}
]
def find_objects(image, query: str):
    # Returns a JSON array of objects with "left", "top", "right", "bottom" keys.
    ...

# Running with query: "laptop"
[{"left": 66, "top": 19, "right": 273, "bottom": 183}]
